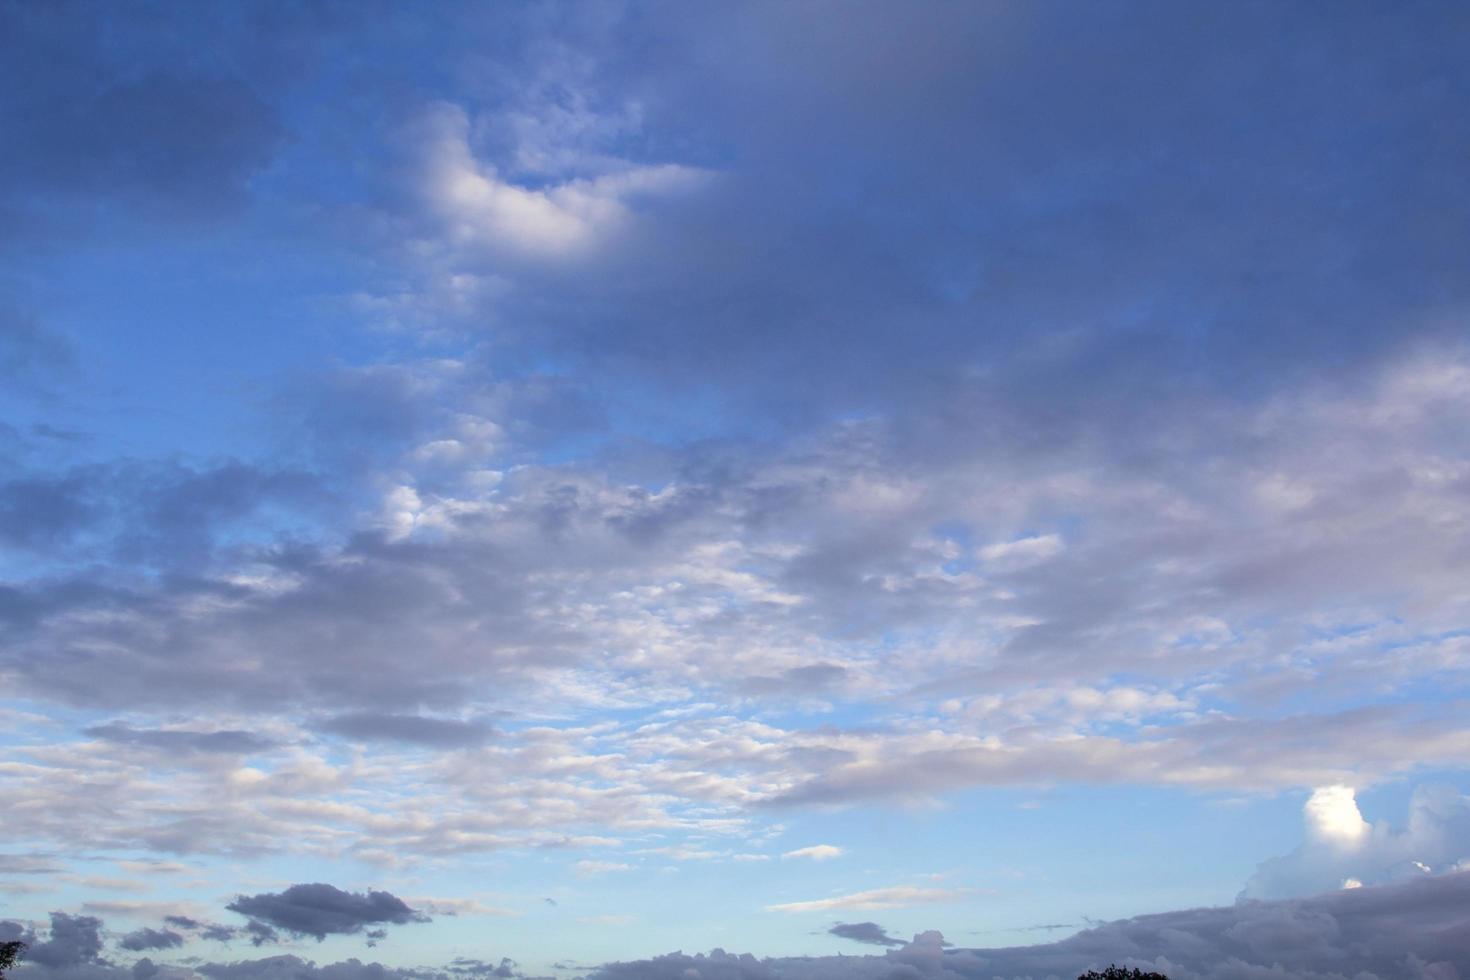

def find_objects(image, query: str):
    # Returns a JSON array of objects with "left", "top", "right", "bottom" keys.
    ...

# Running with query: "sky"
[{"left": 2, "top": 1, "right": 1470, "bottom": 978}]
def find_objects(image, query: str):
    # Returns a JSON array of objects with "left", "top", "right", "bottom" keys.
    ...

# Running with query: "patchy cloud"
[{"left": 2, "top": 2, "right": 1469, "bottom": 974}]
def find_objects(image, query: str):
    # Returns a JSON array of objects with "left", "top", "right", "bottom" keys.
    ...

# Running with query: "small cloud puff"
[{"left": 780, "top": 845, "right": 843, "bottom": 862}]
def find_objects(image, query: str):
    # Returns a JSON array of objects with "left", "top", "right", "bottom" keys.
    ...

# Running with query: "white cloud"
[
  {"left": 764, "top": 886, "right": 962, "bottom": 913},
  {"left": 781, "top": 844, "right": 843, "bottom": 861},
  {"left": 978, "top": 534, "right": 1062, "bottom": 565},
  {"left": 417, "top": 103, "right": 708, "bottom": 259},
  {"left": 1242, "top": 783, "right": 1470, "bottom": 900},
  {"left": 1303, "top": 785, "right": 1370, "bottom": 848}
]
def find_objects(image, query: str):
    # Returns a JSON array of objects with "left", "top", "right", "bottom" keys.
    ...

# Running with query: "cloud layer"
[{"left": 0, "top": 0, "right": 1467, "bottom": 973}]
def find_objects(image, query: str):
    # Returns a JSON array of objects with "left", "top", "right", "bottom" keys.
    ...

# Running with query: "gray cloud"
[
  {"left": 85, "top": 725, "right": 277, "bottom": 756},
  {"left": 18, "top": 913, "right": 104, "bottom": 970},
  {"left": 315, "top": 714, "right": 494, "bottom": 749},
  {"left": 827, "top": 922, "right": 904, "bottom": 947},
  {"left": 117, "top": 930, "right": 182, "bottom": 953},
  {"left": 0, "top": 460, "right": 321, "bottom": 567},
  {"left": 0, "top": 3, "right": 295, "bottom": 238},
  {"left": 363, "top": 2, "right": 1469, "bottom": 453},
  {"left": 1, "top": 4, "right": 1469, "bottom": 953},
  {"left": 226, "top": 885, "right": 429, "bottom": 942},
  {"left": 158, "top": 917, "right": 235, "bottom": 944},
  {"left": 590, "top": 873, "right": 1470, "bottom": 979},
  {"left": 9, "top": 876, "right": 1470, "bottom": 980}
]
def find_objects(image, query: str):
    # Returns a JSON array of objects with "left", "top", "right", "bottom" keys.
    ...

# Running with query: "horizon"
[{"left": 2, "top": 2, "right": 1469, "bottom": 978}]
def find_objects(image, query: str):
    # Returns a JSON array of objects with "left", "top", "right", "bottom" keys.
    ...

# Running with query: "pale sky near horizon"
[{"left": 3, "top": 3, "right": 1470, "bottom": 978}]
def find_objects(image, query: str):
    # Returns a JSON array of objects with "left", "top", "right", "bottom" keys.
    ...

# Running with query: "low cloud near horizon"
[{"left": 9, "top": 873, "right": 1470, "bottom": 980}]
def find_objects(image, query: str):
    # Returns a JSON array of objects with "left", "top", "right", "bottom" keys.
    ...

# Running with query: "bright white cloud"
[
  {"left": 1243, "top": 783, "right": 1470, "bottom": 900},
  {"left": 1303, "top": 785, "right": 1371, "bottom": 848},
  {"left": 416, "top": 102, "right": 708, "bottom": 259}
]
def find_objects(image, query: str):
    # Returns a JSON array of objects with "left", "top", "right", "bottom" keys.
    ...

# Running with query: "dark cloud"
[
  {"left": 315, "top": 714, "right": 494, "bottom": 749},
  {"left": 197, "top": 956, "right": 548, "bottom": 980},
  {"left": 0, "top": 460, "right": 321, "bottom": 567},
  {"left": 827, "top": 922, "right": 904, "bottom": 947},
  {"left": 0, "top": 474, "right": 98, "bottom": 552},
  {"left": 380, "top": 2, "right": 1470, "bottom": 449},
  {"left": 159, "top": 918, "right": 237, "bottom": 944},
  {"left": 0, "top": 2, "right": 292, "bottom": 236},
  {"left": 20, "top": 913, "right": 104, "bottom": 970},
  {"left": 85, "top": 724, "right": 277, "bottom": 756},
  {"left": 116, "top": 930, "right": 182, "bottom": 953},
  {"left": 242, "top": 923, "right": 278, "bottom": 949},
  {"left": 226, "top": 885, "right": 429, "bottom": 942}
]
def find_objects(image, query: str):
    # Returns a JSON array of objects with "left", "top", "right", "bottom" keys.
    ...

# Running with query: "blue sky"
[{"left": 3, "top": 2, "right": 1470, "bottom": 979}]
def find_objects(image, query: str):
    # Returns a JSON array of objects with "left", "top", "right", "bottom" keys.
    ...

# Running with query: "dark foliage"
[
  {"left": 0, "top": 941, "right": 25, "bottom": 980},
  {"left": 1080, "top": 967, "right": 1169, "bottom": 980}
]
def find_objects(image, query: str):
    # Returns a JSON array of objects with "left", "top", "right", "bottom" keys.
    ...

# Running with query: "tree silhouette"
[
  {"left": 1079, "top": 967, "right": 1169, "bottom": 980},
  {"left": 0, "top": 941, "right": 25, "bottom": 980}
]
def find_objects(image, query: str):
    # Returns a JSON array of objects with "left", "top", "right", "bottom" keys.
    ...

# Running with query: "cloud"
[
  {"left": 1243, "top": 784, "right": 1470, "bottom": 900},
  {"left": 765, "top": 886, "right": 963, "bottom": 914},
  {"left": 0, "top": 3, "right": 294, "bottom": 237},
  {"left": 9, "top": 876, "right": 1470, "bottom": 980},
  {"left": 315, "top": 714, "right": 495, "bottom": 748},
  {"left": 1, "top": 6, "right": 1470, "bottom": 962},
  {"left": 780, "top": 845, "right": 843, "bottom": 862},
  {"left": 411, "top": 103, "right": 709, "bottom": 260},
  {"left": 85, "top": 724, "right": 277, "bottom": 756},
  {"left": 16, "top": 913, "right": 104, "bottom": 969},
  {"left": 978, "top": 534, "right": 1064, "bottom": 566},
  {"left": 827, "top": 922, "right": 904, "bottom": 947},
  {"left": 226, "top": 885, "right": 430, "bottom": 942},
  {"left": 117, "top": 930, "right": 182, "bottom": 953},
  {"left": 593, "top": 873, "right": 1470, "bottom": 979}
]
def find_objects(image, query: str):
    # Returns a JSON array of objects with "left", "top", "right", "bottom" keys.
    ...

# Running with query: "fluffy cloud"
[
  {"left": 6, "top": 913, "right": 104, "bottom": 970},
  {"left": 411, "top": 102, "right": 708, "bottom": 261},
  {"left": 1243, "top": 784, "right": 1470, "bottom": 900}
]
